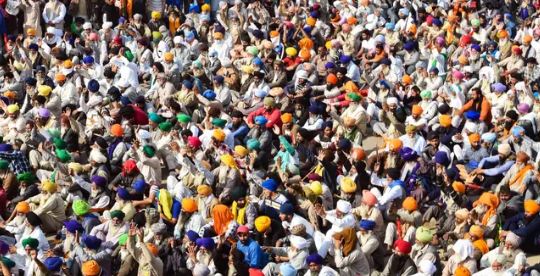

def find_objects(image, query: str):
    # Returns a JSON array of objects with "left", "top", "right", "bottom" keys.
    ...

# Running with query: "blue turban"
[
  {"left": 255, "top": 115, "right": 268, "bottom": 125},
  {"left": 213, "top": 75, "right": 224, "bottom": 84},
  {"left": 385, "top": 22, "right": 395, "bottom": 30},
  {"left": 359, "top": 219, "right": 376, "bottom": 230},
  {"left": 64, "top": 220, "right": 83, "bottom": 234},
  {"left": 279, "top": 263, "right": 297, "bottom": 276},
  {"left": 91, "top": 175, "right": 107, "bottom": 187},
  {"left": 196, "top": 237, "right": 215, "bottom": 250},
  {"left": 83, "top": 56, "right": 95, "bottom": 64},
  {"left": 82, "top": 235, "right": 102, "bottom": 250},
  {"left": 0, "top": 144, "right": 12, "bottom": 152},
  {"left": 303, "top": 26, "right": 312, "bottom": 35},
  {"left": 308, "top": 105, "right": 321, "bottom": 114},
  {"left": 252, "top": 29, "right": 264, "bottom": 39},
  {"left": 340, "top": 55, "right": 352, "bottom": 64},
  {"left": 29, "top": 43, "right": 39, "bottom": 51},
  {"left": 44, "top": 257, "right": 63, "bottom": 272},
  {"left": 465, "top": 111, "right": 480, "bottom": 121},
  {"left": 188, "top": 3, "right": 200, "bottom": 13},
  {"left": 399, "top": 8, "right": 410, "bottom": 16},
  {"left": 491, "top": 83, "right": 507, "bottom": 92},
  {"left": 203, "top": 90, "right": 216, "bottom": 100},
  {"left": 446, "top": 167, "right": 458, "bottom": 180},
  {"left": 429, "top": 67, "right": 439, "bottom": 74},
  {"left": 322, "top": 120, "right": 333, "bottom": 129},
  {"left": 183, "top": 80, "right": 194, "bottom": 90},
  {"left": 0, "top": 241, "right": 8, "bottom": 255},
  {"left": 403, "top": 41, "right": 415, "bottom": 51},
  {"left": 338, "top": 138, "right": 352, "bottom": 151},
  {"left": 325, "top": 62, "right": 335, "bottom": 69},
  {"left": 379, "top": 79, "right": 391, "bottom": 89},
  {"left": 25, "top": 77, "right": 37, "bottom": 86},
  {"left": 186, "top": 230, "right": 199, "bottom": 242},
  {"left": 310, "top": 11, "right": 320, "bottom": 18},
  {"left": 470, "top": 44, "right": 481, "bottom": 52},
  {"left": 120, "top": 96, "right": 131, "bottom": 106},
  {"left": 481, "top": 132, "right": 497, "bottom": 143},
  {"left": 88, "top": 79, "right": 100, "bottom": 92},
  {"left": 133, "top": 179, "right": 146, "bottom": 193},
  {"left": 279, "top": 202, "right": 294, "bottom": 215},
  {"left": 432, "top": 18, "right": 443, "bottom": 26},
  {"left": 117, "top": 187, "right": 130, "bottom": 200},
  {"left": 434, "top": 151, "right": 449, "bottom": 166},
  {"left": 400, "top": 147, "right": 418, "bottom": 161},
  {"left": 306, "top": 253, "right": 324, "bottom": 265},
  {"left": 262, "top": 178, "right": 278, "bottom": 192},
  {"left": 252, "top": 57, "right": 264, "bottom": 66},
  {"left": 186, "top": 31, "right": 195, "bottom": 41},
  {"left": 512, "top": 126, "right": 525, "bottom": 137}
]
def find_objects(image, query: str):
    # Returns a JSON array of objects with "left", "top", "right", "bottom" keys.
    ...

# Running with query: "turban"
[
  {"left": 246, "top": 46, "right": 259, "bottom": 56},
  {"left": 110, "top": 210, "right": 125, "bottom": 220},
  {"left": 26, "top": 212, "right": 42, "bottom": 226},
  {"left": 186, "top": 230, "right": 200, "bottom": 242},
  {"left": 211, "top": 117, "right": 227, "bottom": 127},
  {"left": 290, "top": 235, "right": 308, "bottom": 250},
  {"left": 279, "top": 202, "right": 294, "bottom": 215},
  {"left": 133, "top": 179, "right": 146, "bottom": 193},
  {"left": 505, "top": 231, "right": 522, "bottom": 247},
  {"left": 492, "top": 82, "right": 506, "bottom": 92},
  {"left": 306, "top": 253, "right": 323, "bottom": 265},
  {"left": 142, "top": 145, "right": 156, "bottom": 157},
  {"left": 394, "top": 239, "right": 412, "bottom": 254},
  {"left": 454, "top": 266, "right": 471, "bottom": 276},
  {"left": 151, "top": 11, "right": 161, "bottom": 19},
  {"left": 455, "top": 208, "right": 470, "bottom": 220},
  {"left": 22, "top": 238, "right": 39, "bottom": 249},
  {"left": 81, "top": 260, "right": 101, "bottom": 276},
  {"left": 203, "top": 90, "right": 217, "bottom": 100},
  {"left": 42, "top": 179, "right": 57, "bottom": 192},
  {"left": 151, "top": 222, "right": 167, "bottom": 235},
  {"left": 439, "top": 115, "right": 452, "bottom": 128},
  {"left": 91, "top": 175, "right": 107, "bottom": 187},
  {"left": 517, "top": 103, "right": 530, "bottom": 114},
  {"left": 38, "top": 108, "right": 51, "bottom": 117},
  {"left": 72, "top": 200, "right": 90, "bottom": 216},
  {"left": 83, "top": 56, "right": 94, "bottom": 64},
  {"left": 468, "top": 133, "right": 481, "bottom": 143},
  {"left": 415, "top": 226, "right": 434, "bottom": 243},
  {"left": 285, "top": 47, "right": 297, "bottom": 57},
  {"left": 435, "top": 151, "right": 449, "bottom": 166},
  {"left": 340, "top": 177, "right": 357, "bottom": 193},
  {"left": 326, "top": 74, "right": 338, "bottom": 85},
  {"left": 213, "top": 129, "right": 226, "bottom": 142},
  {"left": 280, "top": 113, "right": 293, "bottom": 124},
  {"left": 1, "top": 257, "right": 14, "bottom": 269},
  {"left": 498, "top": 143, "right": 511, "bottom": 155},
  {"left": 412, "top": 105, "right": 423, "bottom": 115},
  {"left": 196, "top": 237, "right": 215, "bottom": 250},
  {"left": 469, "top": 225, "right": 484, "bottom": 238},
  {"left": 158, "top": 121, "right": 172, "bottom": 132},
  {"left": 68, "top": 162, "right": 83, "bottom": 173},
  {"left": 336, "top": 200, "right": 351, "bottom": 213},
  {"left": 400, "top": 147, "right": 417, "bottom": 162},
  {"left": 524, "top": 199, "right": 540, "bottom": 214},
  {"left": 347, "top": 93, "right": 361, "bottom": 102},
  {"left": 55, "top": 149, "right": 72, "bottom": 163},
  {"left": 247, "top": 139, "right": 261, "bottom": 150},
  {"left": 465, "top": 111, "right": 480, "bottom": 121},
  {"left": 111, "top": 124, "right": 124, "bottom": 137},
  {"left": 197, "top": 184, "right": 212, "bottom": 196},
  {"left": 310, "top": 181, "right": 323, "bottom": 196},
  {"left": 362, "top": 190, "right": 378, "bottom": 206},
  {"left": 255, "top": 216, "right": 271, "bottom": 232},
  {"left": 177, "top": 113, "right": 191, "bottom": 123},
  {"left": 64, "top": 220, "right": 83, "bottom": 233},
  {"left": 182, "top": 198, "right": 198, "bottom": 213},
  {"left": 452, "top": 181, "right": 466, "bottom": 194},
  {"left": 6, "top": 104, "right": 19, "bottom": 114},
  {"left": 359, "top": 219, "right": 376, "bottom": 231},
  {"left": 87, "top": 79, "right": 99, "bottom": 92},
  {"left": 15, "top": 202, "right": 30, "bottom": 214},
  {"left": 16, "top": 172, "right": 35, "bottom": 183},
  {"left": 482, "top": 132, "right": 497, "bottom": 143},
  {"left": 402, "top": 75, "right": 413, "bottom": 85},
  {"left": 0, "top": 160, "right": 8, "bottom": 170},
  {"left": 388, "top": 138, "right": 403, "bottom": 153},
  {"left": 263, "top": 97, "right": 275, "bottom": 107},
  {"left": 262, "top": 179, "right": 278, "bottom": 192},
  {"left": 237, "top": 225, "right": 249, "bottom": 234},
  {"left": 55, "top": 73, "right": 66, "bottom": 82},
  {"left": 512, "top": 126, "right": 525, "bottom": 137},
  {"left": 220, "top": 154, "right": 237, "bottom": 169},
  {"left": 402, "top": 197, "right": 418, "bottom": 211},
  {"left": 118, "top": 234, "right": 128, "bottom": 246},
  {"left": 82, "top": 235, "right": 102, "bottom": 250},
  {"left": 280, "top": 263, "right": 297, "bottom": 276},
  {"left": 44, "top": 257, "right": 63, "bottom": 272},
  {"left": 187, "top": 136, "right": 202, "bottom": 149},
  {"left": 234, "top": 145, "right": 249, "bottom": 157},
  {"left": 149, "top": 112, "right": 164, "bottom": 123}
]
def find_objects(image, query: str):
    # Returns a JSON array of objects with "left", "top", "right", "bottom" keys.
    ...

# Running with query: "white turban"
[
  {"left": 89, "top": 149, "right": 107, "bottom": 164},
  {"left": 386, "top": 97, "right": 398, "bottom": 105},
  {"left": 336, "top": 200, "right": 351, "bottom": 214},
  {"left": 497, "top": 143, "right": 511, "bottom": 156},
  {"left": 289, "top": 235, "right": 308, "bottom": 250}
]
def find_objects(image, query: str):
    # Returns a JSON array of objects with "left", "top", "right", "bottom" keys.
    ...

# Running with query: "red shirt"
[
  {"left": 131, "top": 105, "right": 149, "bottom": 125},
  {"left": 247, "top": 107, "right": 282, "bottom": 129}
]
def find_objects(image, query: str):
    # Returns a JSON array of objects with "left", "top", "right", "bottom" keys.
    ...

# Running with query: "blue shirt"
[
  {"left": 236, "top": 239, "right": 267, "bottom": 269},
  {"left": 478, "top": 155, "right": 515, "bottom": 176}
]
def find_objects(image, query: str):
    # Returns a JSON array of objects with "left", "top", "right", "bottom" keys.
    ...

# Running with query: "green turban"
[
  {"left": 152, "top": 31, "right": 162, "bottom": 41},
  {"left": 124, "top": 49, "right": 134, "bottom": 62},
  {"left": 263, "top": 97, "right": 275, "bottom": 107},
  {"left": 420, "top": 90, "right": 432, "bottom": 99},
  {"left": 0, "top": 257, "right": 15, "bottom": 268},
  {"left": 118, "top": 233, "right": 128, "bottom": 246},
  {"left": 211, "top": 118, "right": 227, "bottom": 128},
  {"left": 72, "top": 200, "right": 90, "bottom": 216},
  {"left": 0, "top": 159, "right": 9, "bottom": 170},
  {"left": 347, "top": 93, "right": 361, "bottom": 102},
  {"left": 47, "top": 128, "right": 61, "bottom": 139},
  {"left": 53, "top": 137, "right": 67, "bottom": 149},
  {"left": 17, "top": 172, "right": 35, "bottom": 183},
  {"left": 415, "top": 226, "right": 434, "bottom": 243},
  {"left": 110, "top": 210, "right": 125, "bottom": 221},
  {"left": 143, "top": 145, "right": 156, "bottom": 157},
  {"left": 158, "top": 121, "right": 173, "bottom": 132},
  {"left": 55, "top": 149, "right": 71, "bottom": 163},
  {"left": 246, "top": 139, "right": 260, "bottom": 150},
  {"left": 22, "top": 238, "right": 39, "bottom": 249},
  {"left": 246, "top": 45, "right": 259, "bottom": 56},
  {"left": 279, "top": 135, "right": 295, "bottom": 154},
  {"left": 148, "top": 112, "right": 164, "bottom": 123},
  {"left": 176, "top": 113, "right": 191, "bottom": 123}
]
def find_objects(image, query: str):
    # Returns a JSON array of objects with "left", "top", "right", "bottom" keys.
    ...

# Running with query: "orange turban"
[
  {"left": 524, "top": 199, "right": 540, "bottom": 215},
  {"left": 454, "top": 266, "right": 471, "bottom": 276},
  {"left": 402, "top": 75, "right": 412, "bottom": 85},
  {"left": 111, "top": 124, "right": 124, "bottom": 137},
  {"left": 473, "top": 192, "right": 500, "bottom": 225},
  {"left": 16, "top": 202, "right": 30, "bottom": 214},
  {"left": 212, "top": 204, "right": 234, "bottom": 235},
  {"left": 55, "top": 73, "right": 66, "bottom": 82},
  {"left": 468, "top": 133, "right": 481, "bottom": 143},
  {"left": 299, "top": 48, "right": 311, "bottom": 60},
  {"left": 347, "top": 17, "right": 358, "bottom": 25},
  {"left": 497, "top": 30, "right": 508, "bottom": 39},
  {"left": 412, "top": 105, "right": 423, "bottom": 115},
  {"left": 327, "top": 74, "right": 338, "bottom": 85},
  {"left": 81, "top": 260, "right": 101, "bottom": 276},
  {"left": 181, "top": 198, "right": 198, "bottom": 213},
  {"left": 439, "top": 115, "right": 452, "bottom": 127},
  {"left": 452, "top": 181, "right": 466, "bottom": 194},
  {"left": 523, "top": 35, "right": 533, "bottom": 44},
  {"left": 389, "top": 139, "right": 403, "bottom": 153},
  {"left": 469, "top": 225, "right": 484, "bottom": 238},
  {"left": 280, "top": 113, "right": 292, "bottom": 124},
  {"left": 402, "top": 197, "right": 418, "bottom": 211},
  {"left": 306, "top": 17, "right": 316, "bottom": 27},
  {"left": 298, "top": 37, "right": 314, "bottom": 50}
]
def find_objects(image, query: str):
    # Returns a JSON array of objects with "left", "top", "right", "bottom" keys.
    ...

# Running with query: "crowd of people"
[{"left": 0, "top": 0, "right": 540, "bottom": 275}]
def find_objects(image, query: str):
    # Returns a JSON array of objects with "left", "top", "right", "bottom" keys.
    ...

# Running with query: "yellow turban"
[
  {"left": 158, "top": 189, "right": 173, "bottom": 220},
  {"left": 6, "top": 104, "right": 19, "bottom": 114},
  {"left": 524, "top": 199, "right": 540, "bottom": 215},
  {"left": 37, "top": 85, "right": 52, "bottom": 97},
  {"left": 439, "top": 115, "right": 452, "bottom": 127},
  {"left": 63, "top": 59, "right": 73, "bottom": 69},
  {"left": 468, "top": 133, "right": 481, "bottom": 143},
  {"left": 310, "top": 181, "right": 322, "bottom": 196},
  {"left": 197, "top": 184, "right": 212, "bottom": 196},
  {"left": 81, "top": 260, "right": 101, "bottom": 276},
  {"left": 255, "top": 216, "right": 271, "bottom": 232},
  {"left": 473, "top": 239, "right": 489, "bottom": 254},
  {"left": 164, "top": 52, "right": 174, "bottom": 62},
  {"left": 42, "top": 179, "right": 56, "bottom": 193},
  {"left": 26, "top": 28, "right": 36, "bottom": 36},
  {"left": 285, "top": 47, "right": 297, "bottom": 57},
  {"left": 340, "top": 177, "right": 357, "bottom": 193},
  {"left": 234, "top": 146, "right": 249, "bottom": 157},
  {"left": 213, "top": 129, "right": 226, "bottom": 142},
  {"left": 68, "top": 162, "right": 83, "bottom": 173},
  {"left": 469, "top": 225, "right": 484, "bottom": 238},
  {"left": 306, "top": 17, "right": 316, "bottom": 26},
  {"left": 220, "top": 154, "right": 237, "bottom": 169},
  {"left": 151, "top": 11, "right": 161, "bottom": 20},
  {"left": 201, "top": 3, "right": 210, "bottom": 12}
]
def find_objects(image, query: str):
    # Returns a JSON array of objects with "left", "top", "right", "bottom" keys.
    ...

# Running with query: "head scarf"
[
  {"left": 212, "top": 204, "right": 234, "bottom": 235},
  {"left": 333, "top": 227, "right": 358, "bottom": 256}
]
